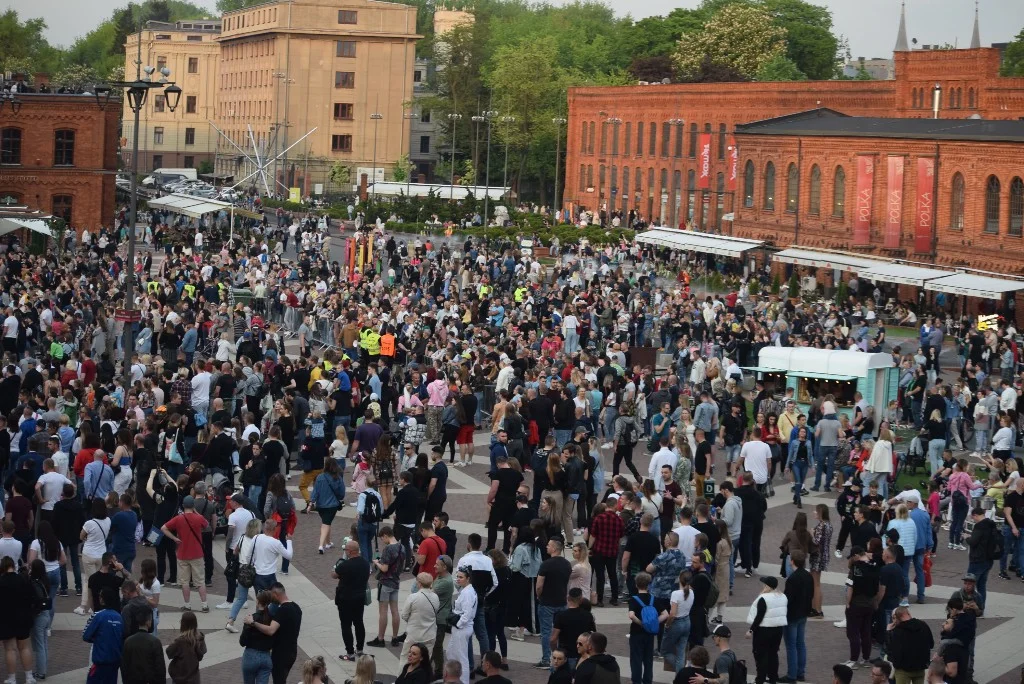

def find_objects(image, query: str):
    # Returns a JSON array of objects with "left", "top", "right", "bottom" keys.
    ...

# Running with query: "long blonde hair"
[
  {"left": 352, "top": 654, "right": 376, "bottom": 684},
  {"left": 302, "top": 655, "right": 327, "bottom": 684}
]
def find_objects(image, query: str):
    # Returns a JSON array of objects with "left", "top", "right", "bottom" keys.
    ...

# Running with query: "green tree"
[
  {"left": 1001, "top": 27, "right": 1024, "bottom": 76},
  {"left": 761, "top": 0, "right": 838, "bottom": 80},
  {"left": 673, "top": 4, "right": 787, "bottom": 80},
  {"left": 755, "top": 54, "right": 806, "bottom": 81},
  {"left": 391, "top": 154, "right": 414, "bottom": 182},
  {"left": 197, "top": 160, "right": 214, "bottom": 174},
  {"left": 0, "top": 10, "right": 62, "bottom": 76},
  {"left": 53, "top": 63, "right": 98, "bottom": 90},
  {"left": 628, "top": 55, "right": 676, "bottom": 82},
  {"left": 329, "top": 162, "right": 352, "bottom": 186}
]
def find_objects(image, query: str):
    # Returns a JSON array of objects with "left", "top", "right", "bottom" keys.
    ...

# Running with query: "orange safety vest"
[{"left": 379, "top": 333, "right": 396, "bottom": 357}]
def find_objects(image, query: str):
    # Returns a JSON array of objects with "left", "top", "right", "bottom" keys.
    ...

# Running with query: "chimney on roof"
[
  {"left": 894, "top": 0, "right": 909, "bottom": 52},
  {"left": 970, "top": 0, "right": 981, "bottom": 49}
]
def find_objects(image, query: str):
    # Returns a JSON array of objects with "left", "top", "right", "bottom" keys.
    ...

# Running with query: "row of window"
[
  {"left": 910, "top": 85, "right": 976, "bottom": 110},
  {"left": 155, "top": 57, "right": 200, "bottom": 74},
  {"left": 0, "top": 193, "right": 74, "bottom": 224},
  {"left": 223, "top": 7, "right": 278, "bottom": 31},
  {"left": 152, "top": 127, "right": 197, "bottom": 146},
  {"left": 220, "top": 39, "right": 275, "bottom": 62},
  {"left": 579, "top": 120, "right": 729, "bottom": 161},
  {"left": 1, "top": 128, "right": 75, "bottom": 166},
  {"left": 329, "top": 134, "right": 431, "bottom": 155},
  {"left": 153, "top": 94, "right": 197, "bottom": 114}
]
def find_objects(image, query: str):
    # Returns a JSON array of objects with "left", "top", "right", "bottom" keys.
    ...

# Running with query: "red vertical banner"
[
  {"left": 884, "top": 155, "right": 904, "bottom": 249},
  {"left": 698, "top": 133, "right": 712, "bottom": 189},
  {"left": 853, "top": 156, "right": 874, "bottom": 246},
  {"left": 915, "top": 157, "right": 935, "bottom": 254},
  {"left": 727, "top": 136, "right": 739, "bottom": 191}
]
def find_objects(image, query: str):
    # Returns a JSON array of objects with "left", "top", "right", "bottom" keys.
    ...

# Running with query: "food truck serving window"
[{"left": 797, "top": 376, "right": 857, "bottom": 406}]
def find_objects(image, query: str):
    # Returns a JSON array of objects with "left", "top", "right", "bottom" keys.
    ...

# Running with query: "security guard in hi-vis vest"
[{"left": 379, "top": 327, "right": 396, "bottom": 366}]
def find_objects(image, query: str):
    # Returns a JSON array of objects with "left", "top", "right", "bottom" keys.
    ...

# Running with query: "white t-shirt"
[
  {"left": 37, "top": 471, "right": 71, "bottom": 510},
  {"left": 191, "top": 372, "right": 212, "bottom": 406},
  {"left": 673, "top": 524, "right": 701, "bottom": 567},
  {"left": 140, "top": 579, "right": 161, "bottom": 614},
  {"left": 330, "top": 439, "right": 347, "bottom": 462},
  {"left": 82, "top": 518, "right": 111, "bottom": 558},
  {"left": 29, "top": 539, "right": 61, "bottom": 572},
  {"left": 563, "top": 314, "right": 579, "bottom": 332},
  {"left": 670, "top": 586, "right": 696, "bottom": 618},
  {"left": 52, "top": 451, "right": 70, "bottom": 478},
  {"left": 241, "top": 424, "right": 261, "bottom": 442},
  {"left": 227, "top": 508, "right": 257, "bottom": 550},
  {"left": 0, "top": 537, "right": 23, "bottom": 565},
  {"left": 3, "top": 315, "right": 17, "bottom": 338},
  {"left": 740, "top": 440, "right": 773, "bottom": 485}
]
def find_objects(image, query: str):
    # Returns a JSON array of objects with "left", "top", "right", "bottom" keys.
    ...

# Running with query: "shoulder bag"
[{"left": 238, "top": 535, "right": 260, "bottom": 588}]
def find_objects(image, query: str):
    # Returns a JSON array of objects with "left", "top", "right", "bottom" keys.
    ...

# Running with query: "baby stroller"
[
  {"left": 208, "top": 471, "right": 235, "bottom": 537},
  {"left": 904, "top": 433, "right": 928, "bottom": 475}
]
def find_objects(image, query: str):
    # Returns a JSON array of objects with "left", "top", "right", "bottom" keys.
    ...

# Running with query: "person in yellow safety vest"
[
  {"left": 147, "top": 280, "right": 161, "bottom": 295},
  {"left": 514, "top": 286, "right": 527, "bottom": 303},
  {"left": 478, "top": 281, "right": 492, "bottom": 299},
  {"left": 362, "top": 327, "right": 381, "bottom": 358},
  {"left": 183, "top": 283, "right": 196, "bottom": 300}
]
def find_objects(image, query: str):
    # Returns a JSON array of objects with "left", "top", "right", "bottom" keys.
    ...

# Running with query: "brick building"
[
  {"left": 563, "top": 9, "right": 1024, "bottom": 275},
  {"left": 0, "top": 92, "right": 121, "bottom": 232}
]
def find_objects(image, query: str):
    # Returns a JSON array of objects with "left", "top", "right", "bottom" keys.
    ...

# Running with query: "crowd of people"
[{"left": 0, "top": 204, "right": 1022, "bottom": 684}]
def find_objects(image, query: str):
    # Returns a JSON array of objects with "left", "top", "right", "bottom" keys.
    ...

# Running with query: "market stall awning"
[
  {"left": 923, "top": 272, "right": 1024, "bottom": 300},
  {"left": 795, "top": 371, "right": 858, "bottom": 381},
  {"left": 0, "top": 216, "right": 54, "bottom": 238},
  {"left": 857, "top": 262, "right": 952, "bottom": 287},
  {"left": 147, "top": 193, "right": 232, "bottom": 218},
  {"left": 772, "top": 248, "right": 886, "bottom": 272},
  {"left": 635, "top": 228, "right": 764, "bottom": 258}
]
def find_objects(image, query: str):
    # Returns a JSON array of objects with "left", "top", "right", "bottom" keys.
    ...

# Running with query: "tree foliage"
[
  {"left": 673, "top": 4, "right": 787, "bottom": 80},
  {"left": 329, "top": 163, "right": 352, "bottom": 187},
  {"left": 1002, "top": 27, "right": 1024, "bottom": 76},
  {"left": 0, "top": 9, "right": 63, "bottom": 76},
  {"left": 756, "top": 54, "right": 806, "bottom": 81},
  {"left": 628, "top": 55, "right": 676, "bottom": 83},
  {"left": 53, "top": 63, "right": 98, "bottom": 90},
  {"left": 680, "top": 56, "right": 750, "bottom": 83}
]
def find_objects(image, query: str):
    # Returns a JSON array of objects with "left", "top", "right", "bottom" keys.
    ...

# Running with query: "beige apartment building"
[
  {"left": 213, "top": 0, "right": 420, "bottom": 194},
  {"left": 122, "top": 19, "right": 222, "bottom": 171}
]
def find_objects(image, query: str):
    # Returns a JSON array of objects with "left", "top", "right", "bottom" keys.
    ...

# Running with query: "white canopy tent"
[
  {"left": 757, "top": 346, "right": 894, "bottom": 379},
  {"left": 0, "top": 216, "right": 55, "bottom": 239},
  {"left": 772, "top": 248, "right": 885, "bottom": 272},
  {"left": 636, "top": 228, "right": 764, "bottom": 259},
  {"left": 857, "top": 263, "right": 952, "bottom": 287},
  {"left": 147, "top": 193, "right": 232, "bottom": 219},
  {"left": 924, "top": 272, "right": 1024, "bottom": 300}
]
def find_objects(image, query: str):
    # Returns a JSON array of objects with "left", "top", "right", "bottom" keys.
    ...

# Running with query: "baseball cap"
[
  {"left": 759, "top": 576, "right": 778, "bottom": 589},
  {"left": 962, "top": 573, "right": 977, "bottom": 582},
  {"left": 182, "top": 495, "right": 196, "bottom": 509},
  {"left": 711, "top": 624, "right": 731, "bottom": 638},
  {"left": 894, "top": 489, "right": 923, "bottom": 506}
]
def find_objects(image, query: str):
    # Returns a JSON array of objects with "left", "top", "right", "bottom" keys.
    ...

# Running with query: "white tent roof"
[
  {"left": 0, "top": 216, "right": 54, "bottom": 238},
  {"left": 148, "top": 193, "right": 232, "bottom": 218},
  {"left": 923, "top": 272, "right": 1024, "bottom": 300},
  {"left": 757, "top": 346, "right": 893, "bottom": 379},
  {"left": 857, "top": 263, "right": 952, "bottom": 287},
  {"left": 772, "top": 248, "right": 885, "bottom": 272},
  {"left": 635, "top": 228, "right": 763, "bottom": 258}
]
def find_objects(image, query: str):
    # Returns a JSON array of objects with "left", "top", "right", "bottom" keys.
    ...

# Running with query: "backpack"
[
  {"left": 703, "top": 577, "right": 720, "bottom": 610},
  {"left": 633, "top": 594, "right": 660, "bottom": 635},
  {"left": 376, "top": 453, "right": 395, "bottom": 483},
  {"left": 361, "top": 490, "right": 384, "bottom": 524},
  {"left": 721, "top": 650, "right": 748, "bottom": 684},
  {"left": 987, "top": 524, "right": 1005, "bottom": 561},
  {"left": 622, "top": 420, "right": 637, "bottom": 447},
  {"left": 31, "top": 578, "right": 51, "bottom": 615}
]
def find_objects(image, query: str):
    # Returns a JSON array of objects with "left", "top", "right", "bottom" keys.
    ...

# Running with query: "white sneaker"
[
  {"left": 73, "top": 606, "right": 87, "bottom": 616},
  {"left": 835, "top": 550, "right": 843, "bottom": 559},
  {"left": 5, "top": 675, "right": 16, "bottom": 684},
  {"left": 225, "top": 622, "right": 239, "bottom": 633},
  {"left": 325, "top": 542, "right": 335, "bottom": 550},
  {"left": 601, "top": 442, "right": 613, "bottom": 450},
  {"left": 842, "top": 660, "right": 859, "bottom": 669},
  {"left": 216, "top": 602, "right": 233, "bottom": 610},
  {"left": 833, "top": 619, "right": 847, "bottom": 628},
  {"left": 244, "top": 601, "right": 251, "bottom": 608}
]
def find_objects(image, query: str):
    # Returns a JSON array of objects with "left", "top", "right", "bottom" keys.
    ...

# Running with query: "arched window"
[
  {"left": 832, "top": 166, "right": 846, "bottom": 217},
  {"left": 957, "top": 88, "right": 963, "bottom": 108},
  {"left": 1011, "top": 177, "right": 1024, "bottom": 237},
  {"left": 635, "top": 122, "right": 643, "bottom": 157},
  {"left": 809, "top": 164, "right": 821, "bottom": 215},
  {"left": 588, "top": 122, "right": 595, "bottom": 154},
  {"left": 985, "top": 175, "right": 1001, "bottom": 234},
  {"left": 743, "top": 160, "right": 755, "bottom": 208},
  {"left": 586, "top": 165, "right": 593, "bottom": 189},
  {"left": 635, "top": 168, "right": 642, "bottom": 198},
  {"left": 600, "top": 123, "right": 608, "bottom": 154},
  {"left": 763, "top": 162, "right": 776, "bottom": 210},
  {"left": 950, "top": 172, "right": 965, "bottom": 231},
  {"left": 688, "top": 123, "right": 697, "bottom": 158},
  {"left": 648, "top": 167, "right": 655, "bottom": 197},
  {"left": 578, "top": 164, "right": 586, "bottom": 192},
  {"left": 624, "top": 122, "right": 631, "bottom": 156},
  {"left": 610, "top": 164, "right": 617, "bottom": 197},
  {"left": 715, "top": 172, "right": 725, "bottom": 226},
  {"left": 686, "top": 169, "right": 696, "bottom": 221},
  {"left": 786, "top": 163, "right": 798, "bottom": 212},
  {"left": 0, "top": 128, "right": 22, "bottom": 165},
  {"left": 622, "top": 166, "right": 630, "bottom": 211},
  {"left": 52, "top": 194, "right": 73, "bottom": 223},
  {"left": 598, "top": 165, "right": 606, "bottom": 198},
  {"left": 580, "top": 124, "right": 587, "bottom": 154},
  {"left": 911, "top": 88, "right": 918, "bottom": 109},
  {"left": 968, "top": 88, "right": 975, "bottom": 109}
]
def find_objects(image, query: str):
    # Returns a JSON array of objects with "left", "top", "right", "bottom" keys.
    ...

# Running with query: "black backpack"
[
  {"left": 362, "top": 491, "right": 384, "bottom": 524},
  {"left": 987, "top": 523, "right": 1005, "bottom": 561},
  {"left": 31, "top": 578, "right": 51, "bottom": 615},
  {"left": 621, "top": 420, "right": 637, "bottom": 446},
  {"left": 722, "top": 650, "right": 748, "bottom": 684}
]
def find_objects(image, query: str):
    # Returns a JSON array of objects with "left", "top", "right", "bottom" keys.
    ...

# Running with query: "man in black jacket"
[
  {"left": 204, "top": 421, "right": 236, "bottom": 487},
  {"left": 735, "top": 472, "right": 766, "bottom": 575},
  {"left": 573, "top": 632, "right": 620, "bottom": 684},
  {"left": 963, "top": 507, "right": 998, "bottom": 611},
  {"left": 383, "top": 470, "right": 422, "bottom": 566},
  {"left": 885, "top": 605, "right": 934, "bottom": 683},
  {"left": 333, "top": 539, "right": 371, "bottom": 658},
  {"left": 780, "top": 550, "right": 814, "bottom": 683}
]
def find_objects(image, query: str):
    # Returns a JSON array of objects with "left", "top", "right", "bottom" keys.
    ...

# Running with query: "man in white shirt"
[
  {"left": 999, "top": 379, "right": 1017, "bottom": 412},
  {"left": 0, "top": 521, "right": 22, "bottom": 565},
  {"left": 2, "top": 307, "right": 18, "bottom": 355},
  {"left": 737, "top": 427, "right": 773, "bottom": 486},
  {"left": 647, "top": 439, "right": 678, "bottom": 492},
  {"left": 36, "top": 457, "right": 72, "bottom": 518},
  {"left": 672, "top": 508, "right": 701, "bottom": 568},
  {"left": 49, "top": 437, "right": 70, "bottom": 478},
  {"left": 562, "top": 312, "right": 581, "bottom": 355},
  {"left": 217, "top": 496, "right": 259, "bottom": 609},
  {"left": 253, "top": 519, "right": 294, "bottom": 583},
  {"left": 241, "top": 413, "right": 261, "bottom": 443},
  {"left": 191, "top": 365, "right": 212, "bottom": 415}
]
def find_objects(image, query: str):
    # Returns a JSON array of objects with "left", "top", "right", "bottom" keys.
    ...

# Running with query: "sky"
[{"left": 4, "top": 0, "right": 1024, "bottom": 62}]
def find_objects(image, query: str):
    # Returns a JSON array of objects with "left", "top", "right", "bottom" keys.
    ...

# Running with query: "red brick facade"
[
  {"left": 564, "top": 48, "right": 1024, "bottom": 273},
  {"left": 0, "top": 94, "right": 121, "bottom": 232}
]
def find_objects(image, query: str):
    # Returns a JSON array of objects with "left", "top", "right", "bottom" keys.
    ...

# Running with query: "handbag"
[
  {"left": 238, "top": 536, "right": 260, "bottom": 588},
  {"left": 146, "top": 526, "right": 164, "bottom": 546},
  {"left": 364, "top": 588, "right": 372, "bottom": 606},
  {"left": 445, "top": 611, "right": 462, "bottom": 633}
]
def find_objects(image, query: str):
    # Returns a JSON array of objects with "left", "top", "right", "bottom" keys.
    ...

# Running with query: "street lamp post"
[
  {"left": 499, "top": 115, "right": 515, "bottom": 204},
  {"left": 606, "top": 116, "right": 622, "bottom": 223},
  {"left": 448, "top": 112, "right": 463, "bottom": 201},
  {"left": 552, "top": 116, "right": 566, "bottom": 220},
  {"left": 97, "top": 23, "right": 181, "bottom": 387},
  {"left": 482, "top": 110, "right": 497, "bottom": 231},
  {"left": 370, "top": 111, "right": 383, "bottom": 201}
]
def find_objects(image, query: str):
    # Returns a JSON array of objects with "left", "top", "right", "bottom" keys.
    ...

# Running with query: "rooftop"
[{"left": 735, "top": 108, "right": 1024, "bottom": 143}]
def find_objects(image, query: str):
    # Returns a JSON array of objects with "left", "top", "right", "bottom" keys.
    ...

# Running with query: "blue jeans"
[
  {"left": 813, "top": 446, "right": 837, "bottom": 489},
  {"left": 629, "top": 630, "right": 655, "bottom": 684},
  {"left": 358, "top": 521, "right": 377, "bottom": 562},
  {"left": 661, "top": 616, "right": 691, "bottom": 673},
  {"left": 790, "top": 460, "right": 808, "bottom": 505},
  {"left": 242, "top": 648, "right": 274, "bottom": 684},
  {"left": 966, "top": 560, "right": 993, "bottom": 610},
  {"left": 927, "top": 440, "right": 945, "bottom": 476},
  {"left": 467, "top": 602, "right": 489, "bottom": 670},
  {"left": 1000, "top": 526, "right": 1022, "bottom": 573},
  {"left": 913, "top": 549, "right": 926, "bottom": 600},
  {"left": 32, "top": 610, "right": 49, "bottom": 677},
  {"left": 230, "top": 573, "right": 276, "bottom": 622},
  {"left": 725, "top": 444, "right": 741, "bottom": 465},
  {"left": 784, "top": 618, "right": 807, "bottom": 679},
  {"left": 60, "top": 542, "right": 82, "bottom": 593},
  {"left": 246, "top": 485, "right": 263, "bottom": 506},
  {"left": 554, "top": 429, "right": 572, "bottom": 450},
  {"left": 538, "top": 604, "right": 566, "bottom": 663},
  {"left": 47, "top": 568, "right": 60, "bottom": 622}
]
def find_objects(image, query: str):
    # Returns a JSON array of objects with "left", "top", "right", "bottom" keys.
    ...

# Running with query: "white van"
[{"left": 142, "top": 168, "right": 198, "bottom": 187}]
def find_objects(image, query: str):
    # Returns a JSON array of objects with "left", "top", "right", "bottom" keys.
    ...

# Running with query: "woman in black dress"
[
  {"left": 0, "top": 556, "right": 36, "bottom": 680},
  {"left": 486, "top": 456, "right": 524, "bottom": 553}
]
